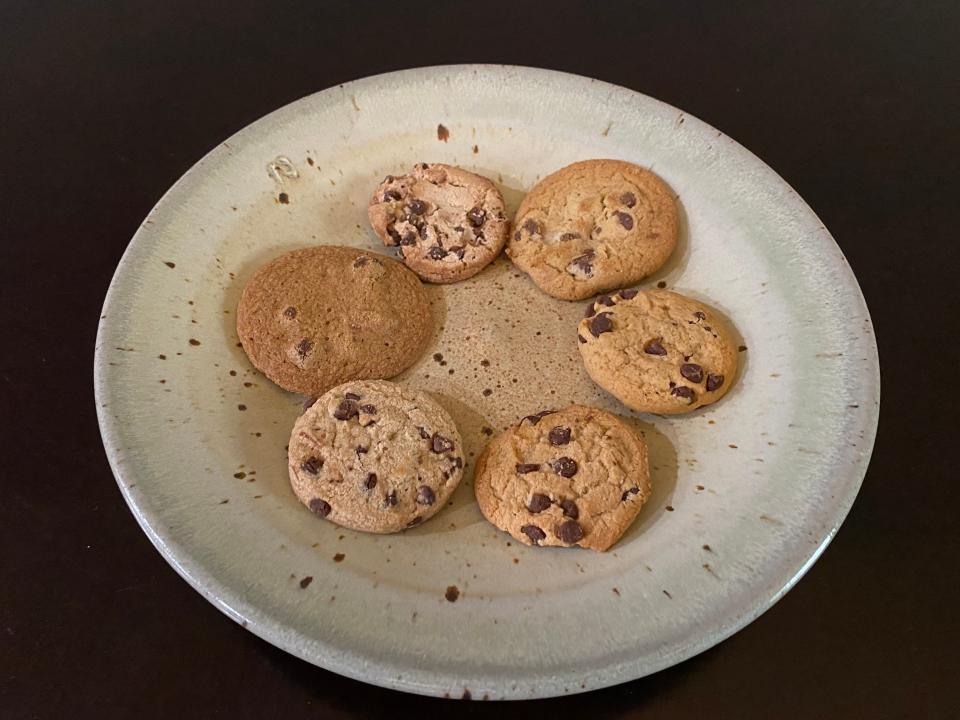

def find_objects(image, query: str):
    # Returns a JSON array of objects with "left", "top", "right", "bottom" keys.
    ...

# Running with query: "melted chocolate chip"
[
  {"left": 386, "top": 491, "right": 398, "bottom": 507},
  {"left": 431, "top": 433, "right": 454, "bottom": 453},
  {"left": 364, "top": 473, "right": 378, "bottom": 489},
  {"left": 578, "top": 334, "right": 587, "bottom": 344},
  {"left": 360, "top": 404, "right": 377, "bottom": 414},
  {"left": 448, "top": 245, "right": 466, "bottom": 259},
  {"left": 559, "top": 232, "right": 581, "bottom": 241},
  {"left": 619, "top": 288, "right": 638, "bottom": 300},
  {"left": 513, "top": 231, "right": 521, "bottom": 241},
  {"left": 644, "top": 339, "right": 667, "bottom": 355},
  {"left": 588, "top": 312, "right": 613, "bottom": 337},
  {"left": 418, "top": 427, "right": 431, "bottom": 440},
  {"left": 406, "top": 198, "right": 427, "bottom": 215},
  {"left": 383, "top": 190, "right": 402, "bottom": 202},
  {"left": 467, "top": 207, "right": 486, "bottom": 226},
  {"left": 528, "top": 493, "right": 551, "bottom": 513},
  {"left": 516, "top": 463, "right": 541, "bottom": 474},
  {"left": 522, "top": 218, "right": 540, "bottom": 235},
  {"left": 620, "top": 191, "right": 637, "bottom": 207},
  {"left": 680, "top": 363, "right": 704, "bottom": 383},
  {"left": 671, "top": 386, "right": 697, "bottom": 403},
  {"left": 309, "top": 498, "right": 331, "bottom": 517},
  {"left": 416, "top": 485, "right": 436, "bottom": 505},
  {"left": 548, "top": 426, "right": 572, "bottom": 445},
  {"left": 452, "top": 456, "right": 463, "bottom": 468},
  {"left": 345, "top": 392, "right": 361, "bottom": 400},
  {"left": 355, "top": 445, "right": 368, "bottom": 458},
  {"left": 706, "top": 374, "right": 725, "bottom": 392},
  {"left": 295, "top": 338, "right": 313, "bottom": 358},
  {"left": 333, "top": 399, "right": 359, "bottom": 420},
  {"left": 570, "top": 252, "right": 595, "bottom": 275},
  {"left": 597, "top": 295, "right": 615, "bottom": 307},
  {"left": 584, "top": 302, "right": 596, "bottom": 319},
  {"left": 521, "top": 524, "right": 546, "bottom": 544},
  {"left": 614, "top": 211, "right": 634, "bottom": 230},
  {"left": 553, "top": 457, "right": 578, "bottom": 478},
  {"left": 560, "top": 499, "right": 579, "bottom": 519},
  {"left": 400, "top": 231, "right": 417, "bottom": 246},
  {"left": 353, "top": 257, "right": 369, "bottom": 268},
  {"left": 557, "top": 520, "right": 584, "bottom": 543},
  {"left": 283, "top": 306, "right": 297, "bottom": 318},
  {"left": 428, "top": 246, "right": 448, "bottom": 260},
  {"left": 621, "top": 486, "right": 640, "bottom": 501},
  {"left": 694, "top": 311, "right": 706, "bottom": 320},
  {"left": 406, "top": 516, "right": 422, "bottom": 527},
  {"left": 301, "top": 456, "right": 322, "bottom": 474},
  {"left": 523, "top": 410, "right": 555, "bottom": 425}
]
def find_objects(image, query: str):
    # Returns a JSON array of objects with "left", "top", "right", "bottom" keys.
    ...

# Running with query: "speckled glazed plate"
[{"left": 94, "top": 65, "right": 879, "bottom": 699}]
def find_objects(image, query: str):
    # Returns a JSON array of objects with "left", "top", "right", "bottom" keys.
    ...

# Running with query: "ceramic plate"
[{"left": 94, "top": 65, "right": 879, "bottom": 699}]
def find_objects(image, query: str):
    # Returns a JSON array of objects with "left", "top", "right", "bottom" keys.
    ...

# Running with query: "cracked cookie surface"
[
  {"left": 368, "top": 163, "right": 508, "bottom": 283},
  {"left": 473, "top": 405, "right": 650, "bottom": 551},
  {"left": 288, "top": 380, "right": 463, "bottom": 533},
  {"left": 578, "top": 289, "right": 738, "bottom": 414},
  {"left": 237, "top": 246, "right": 430, "bottom": 397},
  {"left": 507, "top": 159, "right": 678, "bottom": 300}
]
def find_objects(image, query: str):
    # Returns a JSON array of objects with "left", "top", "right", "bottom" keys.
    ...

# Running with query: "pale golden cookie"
[
  {"left": 473, "top": 405, "right": 650, "bottom": 552},
  {"left": 368, "top": 163, "right": 509, "bottom": 283},
  {"left": 288, "top": 380, "right": 464, "bottom": 533},
  {"left": 236, "top": 246, "right": 430, "bottom": 397},
  {"left": 507, "top": 159, "right": 678, "bottom": 300},
  {"left": 578, "top": 289, "right": 738, "bottom": 414}
]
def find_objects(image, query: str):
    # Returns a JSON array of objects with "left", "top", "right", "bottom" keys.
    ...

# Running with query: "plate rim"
[{"left": 94, "top": 63, "right": 881, "bottom": 699}]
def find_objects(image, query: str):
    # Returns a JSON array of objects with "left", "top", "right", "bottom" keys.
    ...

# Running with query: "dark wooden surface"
[{"left": 2, "top": 1, "right": 958, "bottom": 717}]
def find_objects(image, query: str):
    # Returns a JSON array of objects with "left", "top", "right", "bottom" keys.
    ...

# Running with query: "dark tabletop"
[{"left": 3, "top": 1, "right": 958, "bottom": 717}]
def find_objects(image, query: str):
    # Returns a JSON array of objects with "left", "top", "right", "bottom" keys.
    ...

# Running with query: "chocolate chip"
[
  {"left": 694, "top": 311, "right": 706, "bottom": 320},
  {"left": 595, "top": 296, "right": 613, "bottom": 308},
  {"left": 278, "top": 192, "right": 289, "bottom": 204},
  {"left": 570, "top": 252, "right": 595, "bottom": 276},
  {"left": 452, "top": 456, "right": 463, "bottom": 468},
  {"left": 309, "top": 498, "right": 331, "bottom": 517},
  {"left": 706, "top": 374, "right": 725, "bottom": 392},
  {"left": 283, "top": 306, "right": 297, "bottom": 318},
  {"left": 406, "top": 516, "right": 422, "bottom": 527},
  {"left": 513, "top": 231, "right": 521, "bottom": 241},
  {"left": 345, "top": 392, "right": 361, "bottom": 400},
  {"left": 621, "top": 486, "right": 640, "bottom": 501},
  {"left": 428, "top": 246, "right": 448, "bottom": 260},
  {"left": 614, "top": 211, "right": 634, "bottom": 230},
  {"left": 360, "top": 404, "right": 376, "bottom": 414},
  {"left": 406, "top": 198, "right": 427, "bottom": 216},
  {"left": 620, "top": 191, "right": 637, "bottom": 207},
  {"left": 364, "top": 473, "right": 377, "bottom": 489},
  {"left": 333, "top": 399, "right": 358, "bottom": 420},
  {"left": 671, "top": 386, "right": 697, "bottom": 403},
  {"left": 578, "top": 334, "right": 587, "bottom": 344},
  {"left": 521, "top": 524, "right": 546, "bottom": 544},
  {"left": 353, "top": 256, "right": 369, "bottom": 268},
  {"left": 644, "top": 339, "right": 667, "bottom": 355},
  {"left": 355, "top": 445, "right": 368, "bottom": 458},
  {"left": 560, "top": 499, "right": 579, "bottom": 519},
  {"left": 680, "top": 363, "right": 704, "bottom": 383},
  {"left": 559, "top": 232, "right": 581, "bottom": 241},
  {"left": 588, "top": 312, "right": 613, "bottom": 337},
  {"left": 548, "top": 426, "right": 571, "bottom": 445},
  {"left": 386, "top": 491, "right": 398, "bottom": 507},
  {"left": 301, "top": 456, "right": 322, "bottom": 474},
  {"left": 418, "top": 427, "right": 431, "bottom": 440},
  {"left": 619, "top": 288, "right": 638, "bottom": 300},
  {"left": 522, "top": 218, "right": 540, "bottom": 235},
  {"left": 295, "top": 338, "right": 313, "bottom": 357},
  {"left": 528, "top": 493, "right": 551, "bottom": 513},
  {"left": 400, "top": 231, "right": 417, "bottom": 245},
  {"left": 516, "top": 463, "right": 541, "bottom": 474},
  {"left": 467, "top": 207, "right": 486, "bottom": 226},
  {"left": 299, "top": 576, "right": 313, "bottom": 588},
  {"left": 416, "top": 485, "right": 436, "bottom": 505},
  {"left": 431, "top": 433, "right": 454, "bottom": 453},
  {"left": 553, "top": 457, "right": 578, "bottom": 478},
  {"left": 557, "top": 520, "right": 584, "bottom": 543},
  {"left": 383, "top": 190, "right": 402, "bottom": 202},
  {"left": 584, "top": 302, "right": 596, "bottom": 319},
  {"left": 448, "top": 245, "right": 466, "bottom": 259}
]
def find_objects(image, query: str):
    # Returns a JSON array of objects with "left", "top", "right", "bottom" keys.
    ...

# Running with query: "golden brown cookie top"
[
  {"left": 474, "top": 404, "right": 650, "bottom": 552},
  {"left": 236, "top": 246, "right": 430, "bottom": 396},
  {"left": 368, "top": 163, "right": 509, "bottom": 284},
  {"left": 289, "top": 380, "right": 463, "bottom": 533},
  {"left": 578, "top": 289, "right": 738, "bottom": 414},
  {"left": 507, "top": 159, "right": 678, "bottom": 300}
]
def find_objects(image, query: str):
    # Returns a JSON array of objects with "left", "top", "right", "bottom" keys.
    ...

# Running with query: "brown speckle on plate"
[
  {"left": 437, "top": 123, "right": 450, "bottom": 141},
  {"left": 333, "top": 553, "right": 345, "bottom": 562},
  {"left": 299, "top": 576, "right": 313, "bottom": 589},
  {"left": 445, "top": 585, "right": 459, "bottom": 602}
]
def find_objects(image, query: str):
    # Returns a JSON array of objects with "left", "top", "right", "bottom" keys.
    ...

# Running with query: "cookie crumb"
[
  {"left": 437, "top": 124, "right": 450, "bottom": 141},
  {"left": 299, "top": 576, "right": 313, "bottom": 589},
  {"left": 445, "top": 585, "right": 460, "bottom": 602}
]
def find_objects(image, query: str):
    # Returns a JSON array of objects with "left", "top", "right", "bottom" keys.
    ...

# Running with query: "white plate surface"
[{"left": 95, "top": 65, "right": 879, "bottom": 699}]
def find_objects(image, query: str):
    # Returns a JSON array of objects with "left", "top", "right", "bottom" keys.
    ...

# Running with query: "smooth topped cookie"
[
  {"left": 507, "top": 159, "right": 678, "bottom": 300},
  {"left": 368, "top": 163, "right": 509, "bottom": 283},
  {"left": 578, "top": 289, "right": 738, "bottom": 414},
  {"left": 474, "top": 405, "right": 650, "bottom": 551},
  {"left": 237, "top": 246, "right": 430, "bottom": 397},
  {"left": 288, "top": 380, "right": 464, "bottom": 533}
]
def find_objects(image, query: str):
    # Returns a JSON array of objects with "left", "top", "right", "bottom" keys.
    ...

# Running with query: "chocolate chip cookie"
[
  {"left": 473, "top": 405, "right": 650, "bottom": 551},
  {"left": 288, "top": 380, "right": 464, "bottom": 533},
  {"left": 237, "top": 246, "right": 430, "bottom": 396},
  {"left": 578, "top": 289, "right": 738, "bottom": 414},
  {"left": 507, "top": 159, "right": 678, "bottom": 300},
  {"left": 368, "top": 163, "right": 509, "bottom": 283}
]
